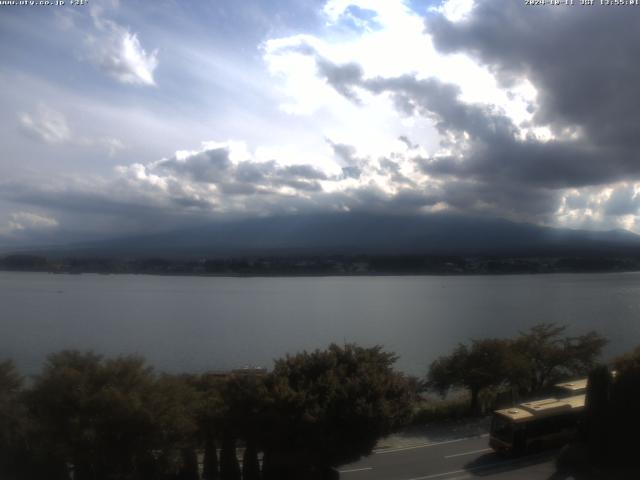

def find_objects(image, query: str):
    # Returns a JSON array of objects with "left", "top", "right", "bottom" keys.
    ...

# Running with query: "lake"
[{"left": 2, "top": 271, "right": 640, "bottom": 376}]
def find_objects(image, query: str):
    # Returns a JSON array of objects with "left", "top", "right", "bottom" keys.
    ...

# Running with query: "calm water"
[{"left": 2, "top": 271, "right": 640, "bottom": 376}]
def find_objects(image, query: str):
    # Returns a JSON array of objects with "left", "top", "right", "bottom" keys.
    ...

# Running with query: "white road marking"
[
  {"left": 444, "top": 447, "right": 492, "bottom": 459},
  {"left": 339, "top": 467, "right": 374, "bottom": 474},
  {"left": 374, "top": 434, "right": 489, "bottom": 455},
  {"left": 405, "top": 451, "right": 553, "bottom": 480}
]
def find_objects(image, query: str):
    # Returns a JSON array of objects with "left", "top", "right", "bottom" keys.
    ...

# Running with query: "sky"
[{"left": 1, "top": 0, "right": 640, "bottom": 246}]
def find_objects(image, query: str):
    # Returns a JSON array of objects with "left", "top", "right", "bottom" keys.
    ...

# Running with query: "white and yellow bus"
[{"left": 489, "top": 379, "right": 587, "bottom": 455}]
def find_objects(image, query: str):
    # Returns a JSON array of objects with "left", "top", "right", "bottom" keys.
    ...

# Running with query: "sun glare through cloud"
[{"left": 2, "top": 0, "right": 640, "bottom": 241}]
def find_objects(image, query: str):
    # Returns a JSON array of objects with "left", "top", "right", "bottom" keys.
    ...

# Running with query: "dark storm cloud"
[
  {"left": 426, "top": 1, "right": 640, "bottom": 162},
  {"left": 156, "top": 148, "right": 233, "bottom": 183},
  {"left": 326, "top": 139, "right": 366, "bottom": 179},
  {"left": 378, "top": 156, "right": 416, "bottom": 187},
  {"left": 154, "top": 146, "right": 327, "bottom": 194},
  {"left": 328, "top": 140, "right": 360, "bottom": 165},
  {"left": 303, "top": 3, "right": 640, "bottom": 224},
  {"left": 0, "top": 138, "right": 367, "bottom": 243},
  {"left": 316, "top": 58, "right": 365, "bottom": 102},
  {"left": 438, "top": 179, "right": 560, "bottom": 219},
  {"left": 365, "top": 75, "right": 518, "bottom": 141},
  {"left": 309, "top": 58, "right": 579, "bottom": 218},
  {"left": 323, "top": 68, "right": 621, "bottom": 190},
  {"left": 0, "top": 182, "right": 164, "bottom": 217},
  {"left": 282, "top": 164, "right": 328, "bottom": 180}
]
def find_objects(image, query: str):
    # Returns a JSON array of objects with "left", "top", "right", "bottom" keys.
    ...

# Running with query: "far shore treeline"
[
  {"left": 3, "top": 253, "right": 640, "bottom": 276},
  {"left": 1, "top": 325, "right": 640, "bottom": 479}
]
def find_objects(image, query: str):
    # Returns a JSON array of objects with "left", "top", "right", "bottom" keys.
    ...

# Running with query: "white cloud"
[
  {"left": 87, "top": 12, "right": 158, "bottom": 86},
  {"left": 555, "top": 183, "right": 640, "bottom": 233},
  {"left": 103, "top": 138, "right": 432, "bottom": 218},
  {"left": 263, "top": 0, "right": 536, "bottom": 162},
  {"left": 18, "top": 105, "right": 125, "bottom": 156},
  {"left": 19, "top": 105, "right": 70, "bottom": 144},
  {"left": 97, "top": 137, "right": 126, "bottom": 157},
  {"left": 0, "top": 212, "right": 59, "bottom": 237},
  {"left": 432, "top": 0, "right": 476, "bottom": 23}
]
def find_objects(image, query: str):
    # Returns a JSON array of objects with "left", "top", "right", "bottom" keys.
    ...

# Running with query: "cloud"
[
  {"left": 87, "top": 11, "right": 158, "bottom": 86},
  {"left": 18, "top": 105, "right": 125, "bottom": 156},
  {"left": 426, "top": 1, "right": 640, "bottom": 162},
  {"left": 6, "top": 0, "right": 640, "bottom": 242},
  {"left": 255, "top": 1, "right": 640, "bottom": 231},
  {"left": 316, "top": 57, "right": 365, "bottom": 103},
  {"left": 0, "top": 138, "right": 446, "bottom": 239},
  {"left": 295, "top": 16, "right": 640, "bottom": 225},
  {"left": 149, "top": 143, "right": 330, "bottom": 195},
  {"left": 19, "top": 106, "right": 70, "bottom": 144},
  {"left": 554, "top": 183, "right": 640, "bottom": 232},
  {"left": 431, "top": 0, "right": 476, "bottom": 22},
  {"left": 0, "top": 212, "right": 59, "bottom": 237}
]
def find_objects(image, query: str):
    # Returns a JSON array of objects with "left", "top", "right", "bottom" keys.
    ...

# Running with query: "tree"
[
  {"left": 27, "top": 351, "right": 201, "bottom": 480},
  {"left": 151, "top": 374, "right": 201, "bottom": 479},
  {"left": 428, "top": 339, "right": 512, "bottom": 414},
  {"left": 0, "top": 360, "right": 32, "bottom": 480},
  {"left": 511, "top": 324, "right": 607, "bottom": 394},
  {"left": 261, "top": 344, "right": 414, "bottom": 478},
  {"left": 192, "top": 373, "right": 226, "bottom": 480},
  {"left": 427, "top": 324, "right": 607, "bottom": 413},
  {"left": 218, "top": 374, "right": 268, "bottom": 480}
]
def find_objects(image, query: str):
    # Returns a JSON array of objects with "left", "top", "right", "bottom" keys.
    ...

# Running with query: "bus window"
[{"left": 491, "top": 415, "right": 513, "bottom": 443}]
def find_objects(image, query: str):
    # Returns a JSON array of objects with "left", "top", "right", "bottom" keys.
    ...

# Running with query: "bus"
[
  {"left": 489, "top": 379, "right": 587, "bottom": 455},
  {"left": 554, "top": 378, "right": 587, "bottom": 397}
]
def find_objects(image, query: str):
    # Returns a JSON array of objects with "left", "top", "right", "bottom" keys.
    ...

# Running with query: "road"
[{"left": 338, "top": 434, "right": 562, "bottom": 480}]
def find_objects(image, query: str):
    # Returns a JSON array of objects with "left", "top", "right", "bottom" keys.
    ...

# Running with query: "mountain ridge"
[{"left": 8, "top": 212, "right": 640, "bottom": 259}]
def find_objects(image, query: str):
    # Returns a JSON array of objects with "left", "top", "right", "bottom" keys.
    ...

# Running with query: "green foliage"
[
  {"left": 261, "top": 343, "right": 415, "bottom": 473},
  {"left": 428, "top": 323, "right": 607, "bottom": 414},
  {"left": 410, "top": 396, "right": 471, "bottom": 425},
  {"left": 25, "top": 351, "right": 202, "bottom": 480},
  {"left": 27, "top": 351, "right": 155, "bottom": 478},
  {"left": 0, "top": 360, "right": 31, "bottom": 480},
  {"left": 428, "top": 338, "right": 512, "bottom": 414},
  {"left": 0, "top": 360, "right": 22, "bottom": 395},
  {"left": 0, "top": 344, "right": 417, "bottom": 478},
  {"left": 511, "top": 324, "right": 607, "bottom": 394}
]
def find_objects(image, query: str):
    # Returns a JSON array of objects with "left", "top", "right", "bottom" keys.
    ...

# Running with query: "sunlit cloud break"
[{"left": 3, "top": 0, "right": 640, "bottom": 243}]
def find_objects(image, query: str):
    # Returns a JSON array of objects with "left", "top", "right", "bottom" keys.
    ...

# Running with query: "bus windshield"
[{"left": 491, "top": 415, "right": 513, "bottom": 443}]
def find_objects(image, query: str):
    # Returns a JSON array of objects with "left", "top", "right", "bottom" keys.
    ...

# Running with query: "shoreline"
[{"left": 2, "top": 268, "right": 640, "bottom": 278}]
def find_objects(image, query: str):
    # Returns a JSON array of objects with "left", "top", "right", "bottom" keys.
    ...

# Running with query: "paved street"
[{"left": 339, "top": 434, "right": 562, "bottom": 480}]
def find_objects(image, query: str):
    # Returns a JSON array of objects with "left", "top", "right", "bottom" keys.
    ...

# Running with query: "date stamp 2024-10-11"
[{"left": 525, "top": 0, "right": 640, "bottom": 6}]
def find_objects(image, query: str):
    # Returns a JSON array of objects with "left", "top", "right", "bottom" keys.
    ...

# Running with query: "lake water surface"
[{"left": 2, "top": 271, "right": 640, "bottom": 376}]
